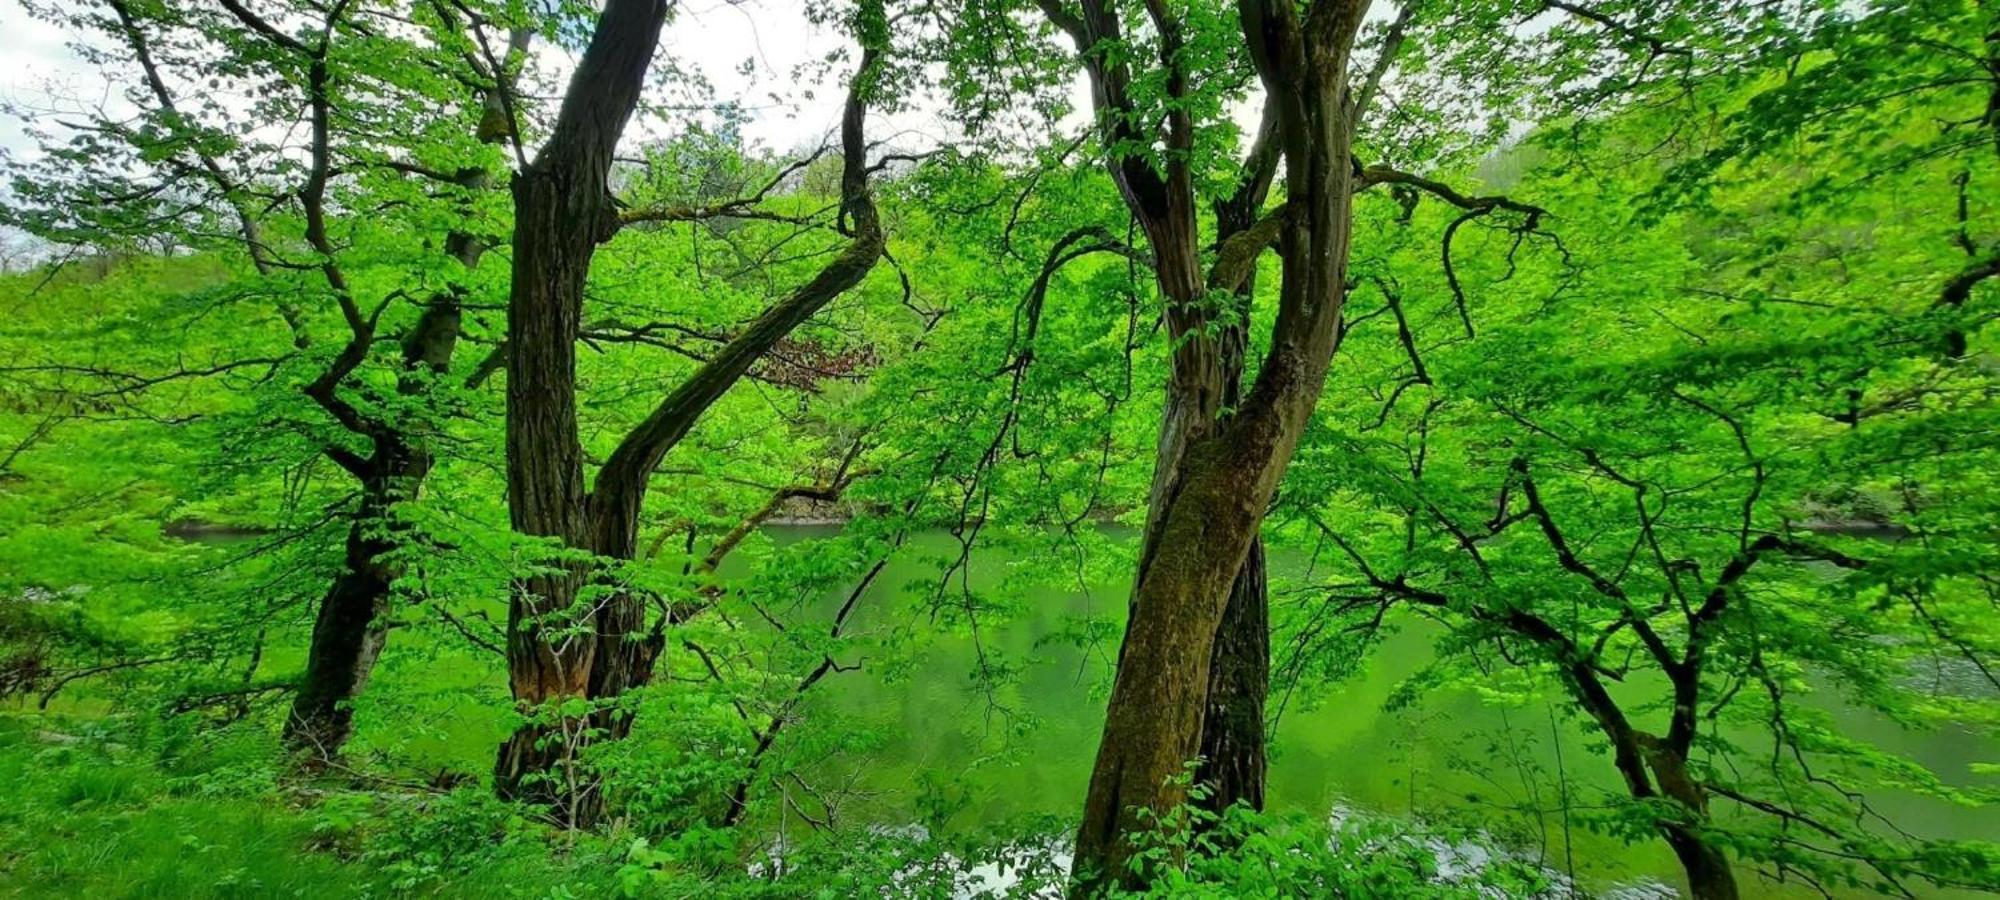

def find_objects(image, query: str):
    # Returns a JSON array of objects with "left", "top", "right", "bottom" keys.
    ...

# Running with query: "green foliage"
[
  {"left": 1276, "top": 15, "right": 2000, "bottom": 893},
  {"left": 2, "top": 0, "right": 1996, "bottom": 897}
]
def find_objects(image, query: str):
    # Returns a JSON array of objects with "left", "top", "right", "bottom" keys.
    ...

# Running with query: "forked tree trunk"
[
  {"left": 1031, "top": 0, "right": 1287, "bottom": 873},
  {"left": 493, "top": 0, "right": 669, "bottom": 822},
  {"left": 1076, "top": 438, "right": 1280, "bottom": 889},
  {"left": 1128, "top": 398, "right": 1269, "bottom": 826},
  {"left": 1190, "top": 146, "right": 1280, "bottom": 824},
  {"left": 1071, "top": 0, "right": 1368, "bottom": 888},
  {"left": 1566, "top": 656, "right": 1741, "bottom": 900},
  {"left": 1139, "top": 289, "right": 1270, "bottom": 827}
]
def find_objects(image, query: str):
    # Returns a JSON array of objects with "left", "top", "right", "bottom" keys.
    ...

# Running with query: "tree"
[
  {"left": 960, "top": 0, "right": 1377, "bottom": 885},
  {"left": 1280, "top": 24, "right": 2000, "bottom": 890},
  {"left": 938, "top": 0, "right": 1570, "bottom": 884},
  {"left": 1, "top": 0, "right": 533, "bottom": 758},
  {"left": 491, "top": 0, "right": 889, "bottom": 823}
]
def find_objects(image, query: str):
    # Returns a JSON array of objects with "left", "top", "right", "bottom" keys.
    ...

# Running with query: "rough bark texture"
[
  {"left": 1067, "top": 0, "right": 1369, "bottom": 888},
  {"left": 494, "top": 0, "right": 672, "bottom": 821},
  {"left": 1193, "top": 535, "right": 1268, "bottom": 817},
  {"left": 494, "top": 0, "right": 883, "bottom": 823},
  {"left": 1190, "top": 123, "right": 1282, "bottom": 824},
  {"left": 1127, "top": 374, "right": 1269, "bottom": 826},
  {"left": 1031, "top": 0, "right": 1280, "bottom": 854}
]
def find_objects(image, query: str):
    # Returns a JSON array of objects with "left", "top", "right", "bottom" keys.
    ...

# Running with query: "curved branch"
[
  {"left": 590, "top": 45, "right": 887, "bottom": 531},
  {"left": 1207, "top": 204, "right": 1290, "bottom": 293}
]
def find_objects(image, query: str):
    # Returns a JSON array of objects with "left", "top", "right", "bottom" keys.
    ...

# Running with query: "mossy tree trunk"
[{"left": 1062, "top": 0, "right": 1371, "bottom": 888}]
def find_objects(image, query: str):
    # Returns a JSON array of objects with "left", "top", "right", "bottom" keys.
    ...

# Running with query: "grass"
[{"left": 0, "top": 718, "right": 363, "bottom": 899}]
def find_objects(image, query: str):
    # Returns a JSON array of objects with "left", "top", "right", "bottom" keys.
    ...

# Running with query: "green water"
[
  {"left": 761, "top": 527, "right": 1999, "bottom": 898},
  {"left": 28, "top": 526, "right": 1990, "bottom": 896}
]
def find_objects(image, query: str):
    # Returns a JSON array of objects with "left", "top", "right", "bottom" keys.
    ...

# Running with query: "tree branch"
[{"left": 590, "top": 41, "right": 887, "bottom": 532}]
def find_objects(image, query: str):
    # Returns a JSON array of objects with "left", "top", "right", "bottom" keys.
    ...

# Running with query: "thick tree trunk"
[
  {"left": 1142, "top": 305, "right": 1270, "bottom": 827},
  {"left": 1114, "top": 253, "right": 1271, "bottom": 835},
  {"left": 493, "top": 0, "right": 882, "bottom": 825},
  {"left": 1075, "top": 441, "right": 1276, "bottom": 889},
  {"left": 496, "top": 3, "right": 662, "bottom": 813},
  {"left": 1189, "top": 151, "right": 1279, "bottom": 825},
  {"left": 495, "top": 171, "right": 602, "bottom": 808},
  {"left": 494, "top": 708, "right": 603, "bottom": 827},
  {"left": 1129, "top": 385, "right": 1270, "bottom": 827},
  {"left": 1071, "top": 0, "right": 1366, "bottom": 887}
]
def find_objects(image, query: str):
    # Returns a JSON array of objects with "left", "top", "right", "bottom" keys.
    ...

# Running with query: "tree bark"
[
  {"left": 283, "top": 441, "right": 445, "bottom": 759},
  {"left": 1193, "top": 535, "right": 1267, "bottom": 818},
  {"left": 1644, "top": 735, "right": 1739, "bottom": 899},
  {"left": 1190, "top": 125, "right": 1282, "bottom": 825},
  {"left": 1664, "top": 826, "right": 1740, "bottom": 900},
  {"left": 1071, "top": 0, "right": 1368, "bottom": 888},
  {"left": 495, "top": 0, "right": 669, "bottom": 820},
  {"left": 493, "top": 0, "right": 884, "bottom": 824},
  {"left": 284, "top": 501, "right": 394, "bottom": 757},
  {"left": 1564, "top": 650, "right": 1740, "bottom": 900},
  {"left": 1127, "top": 374, "right": 1269, "bottom": 827}
]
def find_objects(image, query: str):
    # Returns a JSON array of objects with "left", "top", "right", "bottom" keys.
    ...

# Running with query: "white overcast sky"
[
  {"left": 0, "top": 1, "right": 79, "bottom": 158},
  {"left": 0, "top": 0, "right": 980, "bottom": 161}
]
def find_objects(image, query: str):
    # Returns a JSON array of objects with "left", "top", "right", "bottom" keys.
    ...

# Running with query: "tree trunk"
[
  {"left": 1129, "top": 381, "right": 1270, "bottom": 828},
  {"left": 1190, "top": 144, "right": 1279, "bottom": 825},
  {"left": 494, "top": 707, "right": 603, "bottom": 827},
  {"left": 1663, "top": 825, "right": 1740, "bottom": 900},
  {"left": 1074, "top": 442, "right": 1276, "bottom": 889},
  {"left": 493, "top": 0, "right": 671, "bottom": 811},
  {"left": 283, "top": 447, "right": 433, "bottom": 760},
  {"left": 281, "top": 24, "right": 528, "bottom": 761},
  {"left": 1566, "top": 656, "right": 1741, "bottom": 900},
  {"left": 1645, "top": 737, "right": 1740, "bottom": 900},
  {"left": 1194, "top": 536, "right": 1267, "bottom": 818},
  {"left": 492, "top": 0, "right": 885, "bottom": 825},
  {"left": 1072, "top": 0, "right": 1366, "bottom": 886},
  {"left": 283, "top": 506, "right": 393, "bottom": 758},
  {"left": 495, "top": 150, "right": 602, "bottom": 803},
  {"left": 583, "top": 510, "right": 664, "bottom": 742}
]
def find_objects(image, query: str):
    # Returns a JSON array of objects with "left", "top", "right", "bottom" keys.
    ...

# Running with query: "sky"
[
  {"left": 0, "top": 0, "right": 971, "bottom": 161},
  {"left": 0, "top": 0, "right": 993, "bottom": 264},
  {"left": 0, "top": 1, "right": 86, "bottom": 159}
]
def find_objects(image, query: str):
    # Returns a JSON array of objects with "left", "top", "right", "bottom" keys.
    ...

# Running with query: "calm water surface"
[{"left": 763, "top": 527, "right": 1999, "bottom": 899}]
